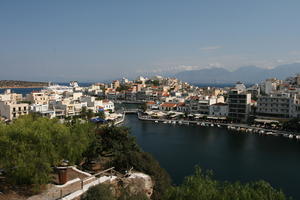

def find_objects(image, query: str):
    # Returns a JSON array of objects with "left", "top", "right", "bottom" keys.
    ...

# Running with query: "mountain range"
[{"left": 174, "top": 63, "right": 300, "bottom": 84}]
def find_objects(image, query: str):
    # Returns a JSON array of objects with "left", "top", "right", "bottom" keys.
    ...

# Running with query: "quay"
[{"left": 117, "top": 109, "right": 300, "bottom": 141}]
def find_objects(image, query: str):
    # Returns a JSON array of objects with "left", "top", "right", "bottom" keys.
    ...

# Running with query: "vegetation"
[
  {"left": 139, "top": 103, "right": 147, "bottom": 112},
  {"left": 96, "top": 110, "right": 106, "bottom": 119},
  {"left": 0, "top": 115, "right": 292, "bottom": 199},
  {"left": 81, "top": 184, "right": 148, "bottom": 200},
  {"left": 0, "top": 80, "right": 48, "bottom": 88},
  {"left": 116, "top": 84, "right": 130, "bottom": 92},
  {"left": 145, "top": 80, "right": 160, "bottom": 86},
  {"left": 112, "top": 151, "right": 171, "bottom": 200},
  {"left": 81, "top": 184, "right": 115, "bottom": 200},
  {"left": 282, "top": 118, "right": 300, "bottom": 132},
  {"left": 164, "top": 166, "right": 291, "bottom": 200},
  {"left": 83, "top": 166, "right": 290, "bottom": 200},
  {"left": 0, "top": 115, "right": 94, "bottom": 188},
  {"left": 83, "top": 126, "right": 171, "bottom": 200}
]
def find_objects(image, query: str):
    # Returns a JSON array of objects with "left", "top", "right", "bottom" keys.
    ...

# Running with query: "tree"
[
  {"left": 113, "top": 151, "right": 171, "bottom": 200},
  {"left": 139, "top": 103, "right": 147, "bottom": 112},
  {"left": 118, "top": 190, "right": 149, "bottom": 200},
  {"left": 282, "top": 118, "right": 300, "bottom": 132},
  {"left": 0, "top": 115, "right": 94, "bottom": 188},
  {"left": 96, "top": 110, "right": 106, "bottom": 119},
  {"left": 81, "top": 106, "right": 88, "bottom": 119},
  {"left": 152, "top": 80, "right": 159, "bottom": 86},
  {"left": 163, "top": 166, "right": 291, "bottom": 200},
  {"left": 87, "top": 109, "right": 95, "bottom": 120},
  {"left": 116, "top": 84, "right": 130, "bottom": 92}
]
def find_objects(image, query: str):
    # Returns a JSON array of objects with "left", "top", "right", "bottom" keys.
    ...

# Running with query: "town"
[{"left": 1, "top": 74, "right": 300, "bottom": 134}]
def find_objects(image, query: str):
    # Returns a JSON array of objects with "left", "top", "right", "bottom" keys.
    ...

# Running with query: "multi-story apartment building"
[
  {"left": 0, "top": 89, "right": 23, "bottom": 102},
  {"left": 209, "top": 103, "right": 228, "bottom": 117},
  {"left": 293, "top": 97, "right": 300, "bottom": 118},
  {"left": 30, "top": 104, "right": 56, "bottom": 118},
  {"left": 26, "top": 91, "right": 49, "bottom": 105},
  {"left": 0, "top": 101, "right": 29, "bottom": 120},
  {"left": 260, "top": 78, "right": 282, "bottom": 95},
  {"left": 185, "top": 96, "right": 217, "bottom": 115},
  {"left": 228, "top": 89, "right": 251, "bottom": 122},
  {"left": 297, "top": 74, "right": 300, "bottom": 86},
  {"left": 256, "top": 93, "right": 296, "bottom": 119}
]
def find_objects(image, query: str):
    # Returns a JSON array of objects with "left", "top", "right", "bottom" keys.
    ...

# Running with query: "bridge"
[{"left": 122, "top": 109, "right": 140, "bottom": 114}]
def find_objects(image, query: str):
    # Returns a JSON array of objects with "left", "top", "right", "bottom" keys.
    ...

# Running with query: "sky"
[{"left": 1, "top": 0, "right": 300, "bottom": 82}]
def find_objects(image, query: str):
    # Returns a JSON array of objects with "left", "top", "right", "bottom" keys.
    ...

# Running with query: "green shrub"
[{"left": 81, "top": 184, "right": 115, "bottom": 200}]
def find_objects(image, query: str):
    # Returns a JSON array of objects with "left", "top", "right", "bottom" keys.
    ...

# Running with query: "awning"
[
  {"left": 207, "top": 116, "right": 227, "bottom": 120},
  {"left": 254, "top": 119, "right": 279, "bottom": 123}
]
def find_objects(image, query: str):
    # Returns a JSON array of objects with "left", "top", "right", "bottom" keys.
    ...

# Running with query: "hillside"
[
  {"left": 175, "top": 63, "right": 300, "bottom": 84},
  {"left": 0, "top": 80, "right": 48, "bottom": 88}
]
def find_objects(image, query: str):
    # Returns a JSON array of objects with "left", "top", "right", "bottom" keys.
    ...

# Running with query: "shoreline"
[
  {"left": 0, "top": 86, "right": 46, "bottom": 89},
  {"left": 121, "top": 112, "right": 300, "bottom": 140}
]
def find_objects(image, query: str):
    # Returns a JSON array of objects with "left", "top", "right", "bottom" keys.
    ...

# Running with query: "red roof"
[
  {"left": 160, "top": 103, "right": 177, "bottom": 108},
  {"left": 146, "top": 101, "right": 155, "bottom": 105},
  {"left": 190, "top": 96, "right": 199, "bottom": 100}
]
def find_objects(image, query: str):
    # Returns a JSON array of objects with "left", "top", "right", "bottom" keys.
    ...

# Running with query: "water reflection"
[{"left": 124, "top": 114, "right": 300, "bottom": 199}]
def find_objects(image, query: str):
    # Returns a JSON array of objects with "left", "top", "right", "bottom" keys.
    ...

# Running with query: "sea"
[{"left": 124, "top": 114, "right": 300, "bottom": 199}]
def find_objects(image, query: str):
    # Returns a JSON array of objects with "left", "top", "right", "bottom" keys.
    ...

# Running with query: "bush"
[
  {"left": 112, "top": 151, "right": 171, "bottom": 200},
  {"left": 163, "top": 166, "right": 291, "bottom": 200},
  {"left": 0, "top": 115, "right": 94, "bottom": 186},
  {"left": 81, "top": 184, "right": 115, "bottom": 200}
]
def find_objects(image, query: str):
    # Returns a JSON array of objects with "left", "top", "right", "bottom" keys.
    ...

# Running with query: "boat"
[
  {"left": 172, "top": 121, "right": 176, "bottom": 124},
  {"left": 183, "top": 121, "right": 189, "bottom": 125},
  {"left": 217, "top": 124, "right": 221, "bottom": 128},
  {"left": 155, "top": 120, "right": 158, "bottom": 123},
  {"left": 210, "top": 124, "right": 214, "bottom": 127},
  {"left": 163, "top": 121, "right": 167, "bottom": 124},
  {"left": 288, "top": 134, "right": 294, "bottom": 139}
]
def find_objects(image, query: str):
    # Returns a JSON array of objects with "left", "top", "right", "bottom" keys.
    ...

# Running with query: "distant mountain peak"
[{"left": 175, "top": 63, "right": 300, "bottom": 84}]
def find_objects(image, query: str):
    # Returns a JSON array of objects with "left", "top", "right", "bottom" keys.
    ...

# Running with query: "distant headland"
[{"left": 0, "top": 80, "right": 48, "bottom": 88}]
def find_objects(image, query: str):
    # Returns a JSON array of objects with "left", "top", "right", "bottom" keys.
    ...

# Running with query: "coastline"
[
  {"left": 0, "top": 86, "right": 46, "bottom": 89},
  {"left": 120, "top": 112, "right": 300, "bottom": 140}
]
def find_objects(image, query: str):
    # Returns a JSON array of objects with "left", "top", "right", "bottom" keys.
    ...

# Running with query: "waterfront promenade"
[{"left": 119, "top": 109, "right": 300, "bottom": 140}]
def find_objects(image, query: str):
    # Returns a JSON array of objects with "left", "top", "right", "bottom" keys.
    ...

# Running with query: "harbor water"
[{"left": 124, "top": 114, "right": 300, "bottom": 199}]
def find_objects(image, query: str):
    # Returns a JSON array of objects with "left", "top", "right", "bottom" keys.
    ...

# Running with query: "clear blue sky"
[{"left": 1, "top": 0, "right": 300, "bottom": 81}]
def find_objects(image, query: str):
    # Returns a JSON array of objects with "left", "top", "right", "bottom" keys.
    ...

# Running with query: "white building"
[
  {"left": 185, "top": 96, "right": 217, "bottom": 115},
  {"left": 257, "top": 93, "right": 296, "bottom": 119},
  {"left": 30, "top": 104, "right": 56, "bottom": 118},
  {"left": 0, "top": 101, "right": 29, "bottom": 121},
  {"left": 26, "top": 91, "right": 49, "bottom": 105},
  {"left": 0, "top": 89, "right": 23, "bottom": 102},
  {"left": 209, "top": 103, "right": 228, "bottom": 117}
]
